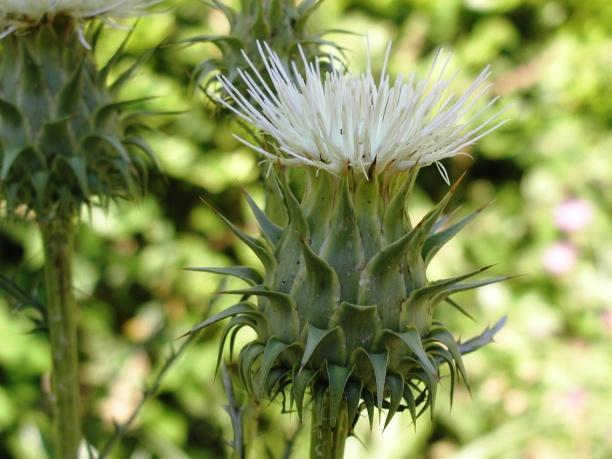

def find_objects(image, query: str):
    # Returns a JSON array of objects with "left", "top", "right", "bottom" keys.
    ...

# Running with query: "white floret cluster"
[{"left": 218, "top": 42, "right": 506, "bottom": 183}]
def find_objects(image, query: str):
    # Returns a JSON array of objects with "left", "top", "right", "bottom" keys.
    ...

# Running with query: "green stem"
[
  {"left": 310, "top": 402, "right": 349, "bottom": 459},
  {"left": 41, "top": 216, "right": 81, "bottom": 459}
]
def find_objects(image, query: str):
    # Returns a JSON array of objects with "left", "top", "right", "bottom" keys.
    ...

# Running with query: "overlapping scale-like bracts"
[
  {"left": 188, "top": 165, "right": 507, "bottom": 431},
  {"left": 0, "top": 19, "right": 156, "bottom": 218}
]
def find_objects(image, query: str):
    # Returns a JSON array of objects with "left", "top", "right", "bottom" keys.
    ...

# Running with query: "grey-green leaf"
[{"left": 185, "top": 266, "right": 263, "bottom": 286}]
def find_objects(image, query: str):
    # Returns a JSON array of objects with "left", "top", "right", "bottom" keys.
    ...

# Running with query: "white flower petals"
[{"left": 218, "top": 42, "right": 507, "bottom": 178}]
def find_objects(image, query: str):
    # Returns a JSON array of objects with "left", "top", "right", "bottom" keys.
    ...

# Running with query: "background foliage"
[{"left": 1, "top": 0, "right": 611, "bottom": 458}]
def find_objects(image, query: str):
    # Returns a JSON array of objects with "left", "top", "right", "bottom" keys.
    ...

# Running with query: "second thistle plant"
[
  {"left": 188, "top": 45, "right": 509, "bottom": 457},
  {"left": 191, "top": 0, "right": 340, "bottom": 110},
  {"left": 0, "top": 2, "right": 159, "bottom": 457}
]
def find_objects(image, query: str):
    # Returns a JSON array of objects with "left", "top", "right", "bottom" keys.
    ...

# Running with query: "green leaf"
[
  {"left": 363, "top": 351, "right": 388, "bottom": 410},
  {"left": 320, "top": 176, "right": 363, "bottom": 303},
  {"left": 265, "top": 367, "right": 289, "bottom": 401},
  {"left": 405, "top": 265, "right": 497, "bottom": 312},
  {"left": 239, "top": 342, "right": 265, "bottom": 395},
  {"left": 243, "top": 192, "right": 283, "bottom": 246},
  {"left": 441, "top": 276, "right": 515, "bottom": 300},
  {"left": 277, "top": 167, "right": 309, "bottom": 237},
  {"left": 0, "top": 98, "right": 23, "bottom": 127},
  {"left": 402, "top": 386, "right": 417, "bottom": 429},
  {"left": 185, "top": 266, "right": 263, "bottom": 286},
  {"left": 123, "top": 136, "right": 159, "bottom": 168},
  {"left": 413, "top": 172, "right": 467, "bottom": 246},
  {"left": 262, "top": 166, "right": 288, "bottom": 226},
  {"left": 345, "top": 381, "right": 362, "bottom": 429},
  {"left": 291, "top": 367, "right": 317, "bottom": 421},
  {"left": 203, "top": 199, "right": 276, "bottom": 272},
  {"left": 31, "top": 171, "right": 50, "bottom": 207},
  {"left": 83, "top": 133, "right": 130, "bottom": 162},
  {"left": 41, "top": 118, "right": 76, "bottom": 157},
  {"left": 110, "top": 48, "right": 155, "bottom": 95},
  {"left": 312, "top": 383, "right": 326, "bottom": 428},
  {"left": 89, "top": 22, "right": 104, "bottom": 51},
  {"left": 459, "top": 316, "right": 507, "bottom": 355},
  {"left": 302, "top": 169, "right": 334, "bottom": 251},
  {"left": 178, "top": 35, "right": 243, "bottom": 53},
  {"left": 222, "top": 286, "right": 298, "bottom": 342},
  {"left": 94, "top": 98, "right": 156, "bottom": 130},
  {"left": 1, "top": 147, "right": 28, "bottom": 180},
  {"left": 429, "top": 328, "right": 469, "bottom": 391},
  {"left": 65, "top": 156, "right": 90, "bottom": 198},
  {"left": 408, "top": 367, "right": 437, "bottom": 419},
  {"left": 422, "top": 202, "right": 489, "bottom": 264},
  {"left": 362, "top": 390, "right": 375, "bottom": 429},
  {"left": 444, "top": 297, "right": 477, "bottom": 322},
  {"left": 183, "top": 302, "right": 255, "bottom": 336},
  {"left": 383, "top": 166, "right": 418, "bottom": 244},
  {"left": 428, "top": 346, "right": 456, "bottom": 407},
  {"left": 384, "top": 373, "right": 404, "bottom": 428},
  {"left": 20, "top": 41, "right": 50, "bottom": 131},
  {"left": 385, "top": 328, "right": 438, "bottom": 381},
  {"left": 211, "top": 0, "right": 236, "bottom": 21},
  {"left": 326, "top": 363, "right": 353, "bottom": 427},
  {"left": 300, "top": 324, "right": 337, "bottom": 370},
  {"left": 293, "top": 238, "right": 340, "bottom": 329},
  {"left": 0, "top": 274, "right": 45, "bottom": 313},
  {"left": 58, "top": 58, "right": 85, "bottom": 117},
  {"left": 193, "top": 57, "right": 223, "bottom": 89},
  {"left": 330, "top": 302, "right": 381, "bottom": 355},
  {"left": 99, "top": 26, "right": 136, "bottom": 83},
  {"left": 216, "top": 315, "right": 257, "bottom": 376},
  {"left": 272, "top": 171, "right": 309, "bottom": 293},
  {"left": 354, "top": 172, "right": 383, "bottom": 260},
  {"left": 358, "top": 229, "right": 412, "bottom": 328},
  {"left": 257, "top": 339, "right": 289, "bottom": 399}
]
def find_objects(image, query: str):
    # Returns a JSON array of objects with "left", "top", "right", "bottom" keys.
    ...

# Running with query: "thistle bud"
[{"left": 0, "top": 0, "right": 159, "bottom": 219}]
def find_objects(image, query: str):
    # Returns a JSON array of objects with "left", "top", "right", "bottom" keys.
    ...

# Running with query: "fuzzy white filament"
[
  {"left": 0, "top": 0, "right": 159, "bottom": 37},
  {"left": 218, "top": 42, "right": 507, "bottom": 181}
]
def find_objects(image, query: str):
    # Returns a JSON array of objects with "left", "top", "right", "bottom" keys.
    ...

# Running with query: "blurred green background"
[{"left": 1, "top": 0, "right": 611, "bottom": 458}]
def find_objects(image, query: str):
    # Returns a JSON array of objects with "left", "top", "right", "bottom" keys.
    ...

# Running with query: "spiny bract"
[
  {"left": 0, "top": 18, "right": 156, "bottom": 219},
  {"left": 188, "top": 164, "right": 508, "bottom": 430}
]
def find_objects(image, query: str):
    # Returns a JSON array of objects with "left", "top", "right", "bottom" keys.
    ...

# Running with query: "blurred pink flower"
[
  {"left": 565, "top": 387, "right": 587, "bottom": 415},
  {"left": 554, "top": 198, "right": 593, "bottom": 232},
  {"left": 602, "top": 309, "right": 612, "bottom": 333},
  {"left": 542, "top": 241, "right": 578, "bottom": 275}
]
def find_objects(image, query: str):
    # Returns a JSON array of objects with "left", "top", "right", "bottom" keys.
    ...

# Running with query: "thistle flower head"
[
  {"left": 0, "top": 0, "right": 159, "bottom": 38},
  {"left": 219, "top": 42, "right": 506, "bottom": 183},
  {"left": 0, "top": 9, "right": 158, "bottom": 219},
  {"left": 189, "top": 40, "right": 510, "bottom": 433}
]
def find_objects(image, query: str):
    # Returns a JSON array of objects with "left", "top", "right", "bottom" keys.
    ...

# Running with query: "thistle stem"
[
  {"left": 41, "top": 216, "right": 81, "bottom": 459},
  {"left": 310, "top": 402, "right": 349, "bottom": 459}
]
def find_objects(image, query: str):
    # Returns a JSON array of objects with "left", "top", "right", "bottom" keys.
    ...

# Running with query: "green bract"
[
  {"left": 188, "top": 165, "right": 508, "bottom": 431},
  {"left": 0, "top": 18, "right": 155, "bottom": 219}
]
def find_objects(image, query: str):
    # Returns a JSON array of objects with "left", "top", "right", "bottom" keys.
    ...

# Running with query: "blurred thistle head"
[
  {"left": 190, "top": 41, "right": 510, "bottom": 433},
  {"left": 218, "top": 42, "right": 506, "bottom": 184},
  {"left": 190, "top": 0, "right": 342, "bottom": 114},
  {"left": 0, "top": 0, "right": 161, "bottom": 220},
  {"left": 0, "top": 0, "right": 160, "bottom": 40}
]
